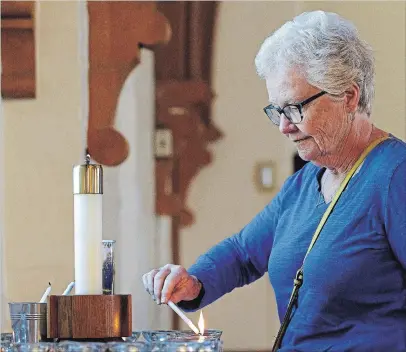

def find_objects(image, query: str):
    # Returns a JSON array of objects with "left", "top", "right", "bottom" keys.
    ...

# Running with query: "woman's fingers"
[
  {"left": 153, "top": 266, "right": 171, "bottom": 303},
  {"left": 145, "top": 269, "right": 159, "bottom": 299},
  {"left": 142, "top": 273, "right": 149, "bottom": 293},
  {"left": 142, "top": 265, "right": 192, "bottom": 305},
  {"left": 161, "top": 270, "right": 182, "bottom": 304}
]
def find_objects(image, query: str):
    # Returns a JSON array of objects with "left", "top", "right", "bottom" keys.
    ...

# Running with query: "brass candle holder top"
[{"left": 73, "top": 150, "right": 103, "bottom": 195}]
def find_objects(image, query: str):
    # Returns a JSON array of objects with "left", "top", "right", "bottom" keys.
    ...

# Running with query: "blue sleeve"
[
  {"left": 385, "top": 159, "right": 406, "bottom": 268},
  {"left": 180, "top": 183, "right": 286, "bottom": 311}
]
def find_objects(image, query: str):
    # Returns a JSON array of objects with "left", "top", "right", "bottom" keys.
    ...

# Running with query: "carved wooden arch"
[
  {"left": 154, "top": 0, "right": 222, "bottom": 330},
  {"left": 155, "top": 1, "right": 223, "bottom": 228},
  {"left": 87, "top": 1, "right": 171, "bottom": 166}
]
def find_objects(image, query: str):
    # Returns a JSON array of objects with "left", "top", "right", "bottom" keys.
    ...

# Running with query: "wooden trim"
[
  {"left": 1, "top": 74, "right": 35, "bottom": 99},
  {"left": 1, "top": 18, "right": 33, "bottom": 29},
  {"left": 1, "top": 1, "right": 34, "bottom": 18},
  {"left": 1, "top": 1, "right": 36, "bottom": 99},
  {"left": 1, "top": 26, "right": 35, "bottom": 99}
]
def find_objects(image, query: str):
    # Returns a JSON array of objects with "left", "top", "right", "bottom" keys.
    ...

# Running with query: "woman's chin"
[
  {"left": 295, "top": 139, "right": 318, "bottom": 162},
  {"left": 297, "top": 148, "right": 315, "bottom": 162}
]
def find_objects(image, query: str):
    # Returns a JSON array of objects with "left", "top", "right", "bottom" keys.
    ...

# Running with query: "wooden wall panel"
[
  {"left": 155, "top": 1, "right": 222, "bottom": 226},
  {"left": 1, "top": 0, "right": 35, "bottom": 99},
  {"left": 188, "top": 1, "right": 217, "bottom": 81},
  {"left": 154, "top": 2, "right": 188, "bottom": 80},
  {"left": 1, "top": 1, "right": 34, "bottom": 17}
]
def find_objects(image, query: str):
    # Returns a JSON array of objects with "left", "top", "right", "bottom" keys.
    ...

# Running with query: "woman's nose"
[{"left": 279, "top": 114, "right": 297, "bottom": 134}]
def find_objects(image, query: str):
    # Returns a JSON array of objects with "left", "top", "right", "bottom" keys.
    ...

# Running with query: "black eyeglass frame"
[{"left": 263, "top": 90, "right": 327, "bottom": 125}]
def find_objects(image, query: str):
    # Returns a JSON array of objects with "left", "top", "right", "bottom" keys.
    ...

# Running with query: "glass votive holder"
[
  {"left": 11, "top": 343, "right": 56, "bottom": 352},
  {"left": 141, "top": 330, "right": 222, "bottom": 343},
  {"left": 56, "top": 342, "right": 106, "bottom": 352},
  {"left": 106, "top": 342, "right": 147, "bottom": 352},
  {"left": 1, "top": 333, "right": 13, "bottom": 343},
  {"left": 174, "top": 330, "right": 222, "bottom": 342},
  {"left": 102, "top": 240, "right": 116, "bottom": 295},
  {"left": 121, "top": 331, "right": 141, "bottom": 343},
  {"left": 1, "top": 333, "right": 14, "bottom": 352},
  {"left": 141, "top": 331, "right": 178, "bottom": 343},
  {"left": 152, "top": 340, "right": 223, "bottom": 352}
]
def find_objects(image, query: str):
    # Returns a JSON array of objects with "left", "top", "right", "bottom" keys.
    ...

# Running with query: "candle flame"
[{"left": 198, "top": 311, "right": 205, "bottom": 335}]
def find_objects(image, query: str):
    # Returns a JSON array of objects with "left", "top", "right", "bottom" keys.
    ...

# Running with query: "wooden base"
[{"left": 47, "top": 294, "right": 132, "bottom": 339}]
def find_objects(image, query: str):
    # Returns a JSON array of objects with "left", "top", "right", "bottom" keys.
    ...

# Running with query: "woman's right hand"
[{"left": 142, "top": 264, "right": 202, "bottom": 305}]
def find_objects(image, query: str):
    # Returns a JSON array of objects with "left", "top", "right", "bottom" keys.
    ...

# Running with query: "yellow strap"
[{"left": 304, "top": 135, "right": 389, "bottom": 259}]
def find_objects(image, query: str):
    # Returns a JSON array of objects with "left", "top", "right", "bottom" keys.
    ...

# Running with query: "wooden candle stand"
[{"left": 47, "top": 295, "right": 132, "bottom": 340}]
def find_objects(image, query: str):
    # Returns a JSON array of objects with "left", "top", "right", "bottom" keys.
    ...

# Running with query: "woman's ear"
[{"left": 344, "top": 82, "right": 360, "bottom": 113}]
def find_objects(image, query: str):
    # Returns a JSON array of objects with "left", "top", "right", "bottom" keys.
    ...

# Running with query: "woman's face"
[{"left": 265, "top": 69, "right": 355, "bottom": 166}]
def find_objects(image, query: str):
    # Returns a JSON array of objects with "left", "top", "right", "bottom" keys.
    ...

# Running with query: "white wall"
[
  {"left": 180, "top": 1, "right": 406, "bottom": 350},
  {"left": 2, "top": 2, "right": 82, "bottom": 320},
  {"left": 0, "top": 58, "right": 6, "bottom": 333}
]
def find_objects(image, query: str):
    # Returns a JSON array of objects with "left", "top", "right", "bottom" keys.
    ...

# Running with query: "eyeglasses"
[{"left": 263, "top": 91, "right": 327, "bottom": 126}]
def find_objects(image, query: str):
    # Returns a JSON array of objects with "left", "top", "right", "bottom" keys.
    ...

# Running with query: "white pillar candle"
[
  {"left": 74, "top": 194, "right": 102, "bottom": 294},
  {"left": 73, "top": 163, "right": 103, "bottom": 295}
]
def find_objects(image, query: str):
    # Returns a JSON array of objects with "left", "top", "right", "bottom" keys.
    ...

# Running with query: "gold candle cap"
[{"left": 73, "top": 164, "right": 103, "bottom": 194}]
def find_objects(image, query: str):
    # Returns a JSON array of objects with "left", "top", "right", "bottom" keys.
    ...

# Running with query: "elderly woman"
[{"left": 143, "top": 11, "right": 406, "bottom": 351}]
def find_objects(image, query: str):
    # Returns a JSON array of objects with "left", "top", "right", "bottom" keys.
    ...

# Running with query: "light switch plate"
[
  {"left": 155, "top": 129, "right": 173, "bottom": 158},
  {"left": 254, "top": 161, "right": 275, "bottom": 192}
]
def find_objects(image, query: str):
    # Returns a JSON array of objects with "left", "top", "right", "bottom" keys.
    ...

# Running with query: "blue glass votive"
[{"left": 102, "top": 240, "right": 116, "bottom": 295}]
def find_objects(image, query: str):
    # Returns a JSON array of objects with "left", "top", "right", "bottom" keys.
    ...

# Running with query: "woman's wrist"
[
  {"left": 191, "top": 275, "right": 203, "bottom": 299},
  {"left": 177, "top": 276, "right": 205, "bottom": 310}
]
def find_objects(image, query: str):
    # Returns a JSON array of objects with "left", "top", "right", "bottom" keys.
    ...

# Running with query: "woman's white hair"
[{"left": 255, "top": 11, "right": 375, "bottom": 116}]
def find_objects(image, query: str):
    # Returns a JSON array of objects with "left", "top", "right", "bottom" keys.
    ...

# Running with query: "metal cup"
[{"left": 8, "top": 302, "right": 47, "bottom": 343}]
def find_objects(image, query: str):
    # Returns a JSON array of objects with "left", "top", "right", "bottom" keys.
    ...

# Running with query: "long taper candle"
[
  {"left": 73, "top": 152, "right": 103, "bottom": 294},
  {"left": 39, "top": 282, "right": 52, "bottom": 303},
  {"left": 62, "top": 281, "right": 75, "bottom": 295},
  {"left": 167, "top": 301, "right": 200, "bottom": 335}
]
